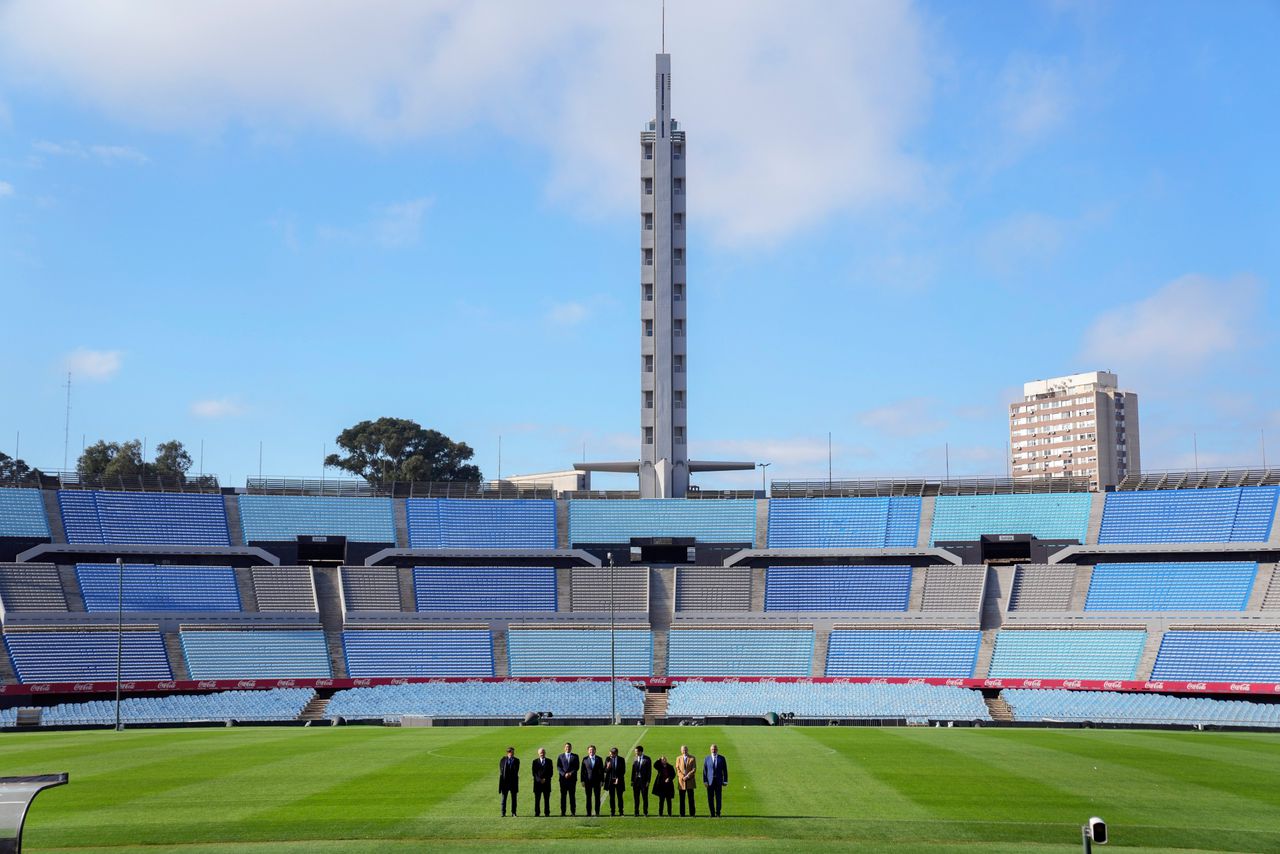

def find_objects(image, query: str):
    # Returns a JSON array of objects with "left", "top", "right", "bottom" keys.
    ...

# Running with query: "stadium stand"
[
  {"left": 1264, "top": 569, "right": 1280, "bottom": 611},
  {"left": 340, "top": 566, "right": 402, "bottom": 611},
  {"left": 238, "top": 495, "right": 394, "bottom": 543},
  {"left": 0, "top": 563, "right": 68, "bottom": 612},
  {"left": 1098, "top": 486, "right": 1279, "bottom": 544},
  {"left": 568, "top": 498, "right": 756, "bottom": 543},
  {"left": 988, "top": 629, "right": 1146, "bottom": 679},
  {"left": 764, "top": 565, "right": 911, "bottom": 611},
  {"left": 919, "top": 566, "right": 987, "bottom": 611},
  {"left": 568, "top": 567, "right": 648, "bottom": 612},
  {"left": 342, "top": 628, "right": 494, "bottom": 677},
  {"left": 1002, "top": 688, "right": 1280, "bottom": 727},
  {"left": 1085, "top": 562, "right": 1256, "bottom": 611},
  {"left": 414, "top": 566, "right": 556, "bottom": 612},
  {"left": 76, "top": 564, "right": 241, "bottom": 612},
  {"left": 675, "top": 567, "right": 752, "bottom": 611},
  {"left": 0, "top": 687, "right": 315, "bottom": 727},
  {"left": 325, "top": 680, "right": 645, "bottom": 721},
  {"left": 58, "top": 490, "right": 230, "bottom": 546},
  {"left": 249, "top": 566, "right": 317, "bottom": 611},
  {"left": 3, "top": 628, "right": 171, "bottom": 682},
  {"left": 406, "top": 498, "right": 557, "bottom": 548},
  {"left": 825, "top": 629, "right": 980, "bottom": 677},
  {"left": 179, "top": 629, "right": 331, "bottom": 679},
  {"left": 507, "top": 627, "right": 652, "bottom": 676},
  {"left": 765, "top": 497, "right": 921, "bottom": 548},
  {"left": 666, "top": 680, "right": 992, "bottom": 722},
  {"left": 0, "top": 488, "right": 51, "bottom": 538},
  {"left": 667, "top": 628, "right": 812, "bottom": 676},
  {"left": 1008, "top": 565, "right": 1077, "bottom": 611},
  {"left": 929, "top": 493, "right": 1092, "bottom": 544},
  {"left": 1151, "top": 631, "right": 1280, "bottom": 681}
]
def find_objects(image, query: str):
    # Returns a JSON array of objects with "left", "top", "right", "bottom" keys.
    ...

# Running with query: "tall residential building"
[{"left": 1009, "top": 371, "right": 1140, "bottom": 489}]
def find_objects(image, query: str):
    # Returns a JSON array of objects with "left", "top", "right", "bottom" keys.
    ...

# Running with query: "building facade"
[{"left": 1009, "top": 371, "right": 1140, "bottom": 489}]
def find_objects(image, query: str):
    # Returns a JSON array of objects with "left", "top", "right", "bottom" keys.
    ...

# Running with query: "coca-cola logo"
[
  {"left": 1186, "top": 682, "right": 1207, "bottom": 691},
  {"left": 907, "top": 678, "right": 926, "bottom": 685},
  {"left": 870, "top": 678, "right": 888, "bottom": 685},
  {"left": 73, "top": 683, "right": 94, "bottom": 691},
  {"left": 121, "top": 682, "right": 137, "bottom": 690},
  {"left": 945, "top": 678, "right": 964, "bottom": 687},
  {"left": 157, "top": 681, "right": 176, "bottom": 690},
  {"left": 1144, "top": 682, "right": 1164, "bottom": 691},
  {"left": 1062, "top": 680, "right": 1083, "bottom": 689},
  {"left": 353, "top": 679, "right": 372, "bottom": 686},
  {"left": 31, "top": 684, "right": 51, "bottom": 692},
  {"left": 391, "top": 678, "right": 408, "bottom": 685},
  {"left": 1230, "top": 683, "right": 1251, "bottom": 692},
  {"left": 1102, "top": 681, "right": 1122, "bottom": 690},
  {"left": 315, "top": 679, "right": 333, "bottom": 688},
  {"left": 723, "top": 677, "right": 740, "bottom": 684},
  {"left": 985, "top": 679, "right": 1004, "bottom": 688},
  {"left": 236, "top": 680, "right": 257, "bottom": 689},
  {"left": 198, "top": 681, "right": 218, "bottom": 689},
  {"left": 275, "top": 680, "right": 296, "bottom": 688},
  {"left": 1022, "top": 679, "right": 1042, "bottom": 688}
]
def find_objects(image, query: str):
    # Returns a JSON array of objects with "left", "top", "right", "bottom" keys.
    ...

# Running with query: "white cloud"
[
  {"left": 857, "top": 397, "right": 945, "bottom": 437},
  {"left": 32, "top": 139, "right": 148, "bottom": 164},
  {"left": 694, "top": 436, "right": 869, "bottom": 469},
  {"left": 0, "top": 1, "right": 932, "bottom": 244},
  {"left": 0, "top": 180, "right": 12, "bottom": 197},
  {"left": 190, "top": 398, "right": 247, "bottom": 418},
  {"left": 1081, "top": 273, "right": 1262, "bottom": 373},
  {"left": 374, "top": 197, "right": 431, "bottom": 248},
  {"left": 547, "top": 301, "right": 589, "bottom": 325},
  {"left": 64, "top": 347, "right": 122, "bottom": 380}
]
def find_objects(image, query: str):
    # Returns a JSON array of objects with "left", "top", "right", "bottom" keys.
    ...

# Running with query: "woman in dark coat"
[{"left": 652, "top": 754, "right": 676, "bottom": 816}]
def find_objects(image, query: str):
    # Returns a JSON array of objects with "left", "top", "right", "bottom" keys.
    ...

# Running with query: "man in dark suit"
[
  {"left": 703, "top": 742, "right": 728, "bottom": 817},
  {"left": 557, "top": 741, "right": 580, "bottom": 816},
  {"left": 580, "top": 744, "right": 604, "bottom": 816},
  {"left": 498, "top": 747, "right": 520, "bottom": 817},
  {"left": 603, "top": 746, "right": 627, "bottom": 816},
  {"left": 531, "top": 748, "right": 553, "bottom": 817},
  {"left": 631, "top": 744, "right": 652, "bottom": 816}
]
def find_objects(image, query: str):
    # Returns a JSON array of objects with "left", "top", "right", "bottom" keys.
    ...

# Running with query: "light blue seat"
[
  {"left": 666, "top": 680, "right": 991, "bottom": 721},
  {"left": 568, "top": 499, "right": 756, "bottom": 544},
  {"left": 3, "top": 629, "right": 171, "bottom": 682},
  {"left": 0, "top": 488, "right": 50, "bottom": 538},
  {"left": 930, "top": 493, "right": 1092, "bottom": 545},
  {"left": 0, "top": 687, "right": 316, "bottom": 726},
  {"left": 1099, "top": 487, "right": 1279, "bottom": 544},
  {"left": 825, "top": 630, "right": 980, "bottom": 677},
  {"left": 1085, "top": 562, "right": 1256, "bottom": 611},
  {"left": 406, "top": 499, "right": 556, "bottom": 548},
  {"left": 58, "top": 490, "right": 230, "bottom": 545},
  {"left": 667, "top": 628, "right": 812, "bottom": 676},
  {"left": 343, "top": 629, "right": 494, "bottom": 677},
  {"left": 988, "top": 630, "right": 1146, "bottom": 679},
  {"left": 180, "top": 629, "right": 331, "bottom": 679},
  {"left": 1152, "top": 631, "right": 1280, "bottom": 681},
  {"left": 507, "top": 628, "right": 652, "bottom": 676},
  {"left": 238, "top": 495, "right": 395, "bottom": 543},
  {"left": 764, "top": 566, "right": 911, "bottom": 611},
  {"left": 766, "top": 497, "right": 921, "bottom": 547},
  {"left": 77, "top": 564, "right": 241, "bottom": 612},
  {"left": 326, "top": 680, "right": 644, "bottom": 720},
  {"left": 413, "top": 567, "right": 556, "bottom": 612},
  {"left": 1003, "top": 688, "right": 1280, "bottom": 727}
]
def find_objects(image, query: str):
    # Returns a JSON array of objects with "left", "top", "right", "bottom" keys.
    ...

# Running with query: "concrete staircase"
[
  {"left": 311, "top": 567, "right": 349, "bottom": 679},
  {"left": 651, "top": 627, "right": 668, "bottom": 677},
  {"left": 754, "top": 499, "right": 769, "bottom": 548},
  {"left": 493, "top": 628, "right": 509, "bottom": 677},
  {"left": 57, "top": 564, "right": 87, "bottom": 612},
  {"left": 643, "top": 688, "right": 669, "bottom": 724},
  {"left": 1068, "top": 566, "right": 1093, "bottom": 611},
  {"left": 917, "top": 496, "right": 936, "bottom": 548},
  {"left": 974, "top": 629, "right": 999, "bottom": 679},
  {"left": 750, "top": 567, "right": 766, "bottom": 612},
  {"left": 163, "top": 630, "right": 191, "bottom": 680},
  {"left": 234, "top": 568, "right": 259, "bottom": 612},
  {"left": 397, "top": 567, "right": 416, "bottom": 612},
  {"left": 556, "top": 499, "right": 571, "bottom": 549},
  {"left": 556, "top": 568, "right": 573, "bottom": 612},
  {"left": 298, "top": 695, "right": 331, "bottom": 723},
  {"left": 1136, "top": 630, "right": 1164, "bottom": 681},
  {"left": 984, "top": 694, "right": 1014, "bottom": 722},
  {"left": 0, "top": 645, "right": 18, "bottom": 684},
  {"left": 42, "top": 490, "right": 67, "bottom": 543},
  {"left": 393, "top": 499, "right": 410, "bottom": 548},
  {"left": 649, "top": 568, "right": 672, "bottom": 677},
  {"left": 1085, "top": 492, "right": 1106, "bottom": 545},
  {"left": 811, "top": 625, "right": 830, "bottom": 676},
  {"left": 224, "top": 495, "right": 245, "bottom": 546}
]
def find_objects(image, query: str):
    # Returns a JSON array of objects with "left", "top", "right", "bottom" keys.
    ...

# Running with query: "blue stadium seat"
[
  {"left": 568, "top": 499, "right": 756, "bottom": 544},
  {"left": 507, "top": 628, "right": 652, "bottom": 676},
  {"left": 1085, "top": 562, "right": 1256, "bottom": 611},
  {"left": 180, "top": 629, "right": 331, "bottom": 678},
  {"left": 406, "top": 499, "right": 556, "bottom": 548},
  {"left": 1151, "top": 631, "right": 1280, "bottom": 681},
  {"left": 1098, "top": 487, "right": 1279, "bottom": 544},
  {"left": 76, "top": 564, "right": 241, "bottom": 612},
  {"left": 4, "top": 629, "right": 171, "bottom": 682},
  {"left": 766, "top": 497, "right": 920, "bottom": 548},
  {"left": 764, "top": 566, "right": 911, "bottom": 611},
  {"left": 58, "top": 490, "right": 230, "bottom": 545},
  {"left": 666, "top": 681, "right": 991, "bottom": 722},
  {"left": 343, "top": 629, "right": 494, "bottom": 677},
  {"left": 988, "top": 630, "right": 1146, "bottom": 679},
  {"left": 1003, "top": 688, "right": 1280, "bottom": 727},
  {"left": 0, "top": 687, "right": 316, "bottom": 726},
  {"left": 930, "top": 493, "right": 1092, "bottom": 544},
  {"left": 667, "top": 628, "right": 812, "bottom": 676},
  {"left": 325, "top": 680, "right": 645, "bottom": 721},
  {"left": 0, "top": 488, "right": 50, "bottom": 538},
  {"left": 238, "top": 495, "right": 394, "bottom": 543},
  {"left": 825, "top": 630, "right": 980, "bottom": 677},
  {"left": 413, "top": 567, "right": 556, "bottom": 612}
]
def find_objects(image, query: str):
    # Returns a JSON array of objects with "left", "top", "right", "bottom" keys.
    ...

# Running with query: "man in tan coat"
[{"left": 675, "top": 744, "right": 697, "bottom": 817}]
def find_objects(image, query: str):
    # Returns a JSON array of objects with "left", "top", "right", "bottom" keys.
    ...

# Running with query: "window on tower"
[
  {"left": 644, "top": 390, "right": 654, "bottom": 409},
  {"left": 674, "top": 390, "right": 685, "bottom": 408},
  {"left": 644, "top": 427, "right": 654, "bottom": 445},
  {"left": 643, "top": 142, "right": 653, "bottom": 160},
  {"left": 643, "top": 177, "right": 653, "bottom": 195},
  {"left": 644, "top": 354, "right": 654, "bottom": 372},
  {"left": 643, "top": 248, "right": 653, "bottom": 266},
  {"left": 674, "top": 212, "right": 684, "bottom": 229},
  {"left": 673, "top": 177, "right": 684, "bottom": 194},
  {"left": 674, "top": 354, "right": 685, "bottom": 372},
  {"left": 674, "top": 319, "right": 684, "bottom": 336},
  {"left": 644, "top": 319, "right": 653, "bottom": 337},
  {"left": 674, "top": 426, "right": 685, "bottom": 444},
  {"left": 673, "top": 142, "right": 683, "bottom": 159},
  {"left": 643, "top": 212, "right": 653, "bottom": 231},
  {"left": 643, "top": 283, "right": 653, "bottom": 301},
  {"left": 674, "top": 283, "right": 684, "bottom": 300},
  {"left": 673, "top": 248, "right": 684, "bottom": 263}
]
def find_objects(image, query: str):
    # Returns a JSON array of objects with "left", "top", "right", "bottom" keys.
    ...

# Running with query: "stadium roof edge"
[
  {"left": 363, "top": 548, "right": 602, "bottom": 568},
  {"left": 723, "top": 547, "right": 965, "bottom": 568}
]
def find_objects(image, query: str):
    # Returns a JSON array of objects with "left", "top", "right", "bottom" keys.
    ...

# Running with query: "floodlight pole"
[
  {"left": 115, "top": 556, "right": 124, "bottom": 732},
  {"left": 608, "top": 551, "right": 616, "bottom": 724},
  {"left": 1081, "top": 824, "right": 1091, "bottom": 854},
  {"left": 758, "top": 462, "right": 770, "bottom": 495}
]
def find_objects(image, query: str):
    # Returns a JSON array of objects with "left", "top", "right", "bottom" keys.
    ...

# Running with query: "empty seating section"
[
  {"left": 341, "top": 567, "right": 401, "bottom": 611},
  {"left": 180, "top": 629, "right": 330, "bottom": 678},
  {"left": 568, "top": 499, "right": 755, "bottom": 544},
  {"left": 507, "top": 628, "right": 652, "bottom": 676},
  {"left": 58, "top": 490, "right": 229, "bottom": 545},
  {"left": 1002, "top": 688, "right": 1280, "bottom": 727},
  {"left": 238, "top": 495, "right": 394, "bottom": 543},
  {"left": 667, "top": 628, "right": 812, "bottom": 676},
  {"left": 766, "top": 497, "right": 921, "bottom": 548},
  {"left": 406, "top": 498, "right": 557, "bottom": 548},
  {"left": 919, "top": 566, "right": 987, "bottom": 611},
  {"left": 0, "top": 688, "right": 316, "bottom": 727},
  {"left": 825, "top": 630, "right": 980, "bottom": 677},
  {"left": 0, "top": 563, "right": 67, "bottom": 611},
  {"left": 343, "top": 629, "right": 494, "bottom": 677},
  {"left": 569, "top": 567, "right": 647, "bottom": 612},
  {"left": 1098, "top": 486, "right": 1279, "bottom": 544},
  {"left": 0, "top": 488, "right": 50, "bottom": 538},
  {"left": 1009, "top": 565, "right": 1077, "bottom": 611},
  {"left": 76, "top": 564, "right": 240, "bottom": 612},
  {"left": 988, "top": 630, "right": 1146, "bottom": 679},
  {"left": 326, "top": 680, "right": 644, "bottom": 721},
  {"left": 1085, "top": 562, "right": 1256, "bottom": 611},
  {"left": 250, "top": 567, "right": 317, "bottom": 611},
  {"left": 666, "top": 681, "right": 991, "bottom": 722},
  {"left": 1151, "top": 631, "right": 1280, "bottom": 681},
  {"left": 764, "top": 566, "right": 910, "bottom": 612},
  {"left": 929, "top": 493, "right": 1092, "bottom": 545},
  {"left": 415, "top": 567, "right": 556, "bottom": 612},
  {"left": 676, "top": 568, "right": 752, "bottom": 611},
  {"left": 4, "top": 629, "right": 171, "bottom": 682}
]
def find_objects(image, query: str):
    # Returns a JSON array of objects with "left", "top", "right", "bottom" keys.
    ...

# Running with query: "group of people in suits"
[{"left": 498, "top": 742, "right": 730, "bottom": 818}]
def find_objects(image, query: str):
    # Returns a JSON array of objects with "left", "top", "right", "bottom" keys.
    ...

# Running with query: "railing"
[
  {"left": 771, "top": 476, "right": 1093, "bottom": 498},
  {"left": 0, "top": 471, "right": 220, "bottom": 493},
  {"left": 244, "top": 477, "right": 555, "bottom": 499},
  {"left": 1116, "top": 468, "right": 1280, "bottom": 491}
]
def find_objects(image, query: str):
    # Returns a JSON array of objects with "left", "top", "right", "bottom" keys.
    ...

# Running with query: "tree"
[
  {"left": 77, "top": 439, "right": 192, "bottom": 482},
  {"left": 324, "top": 418, "right": 482, "bottom": 485},
  {"left": 0, "top": 451, "right": 39, "bottom": 485},
  {"left": 153, "top": 440, "right": 193, "bottom": 479}
]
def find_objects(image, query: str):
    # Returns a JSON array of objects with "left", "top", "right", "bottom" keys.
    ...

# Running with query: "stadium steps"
[
  {"left": 393, "top": 499, "right": 409, "bottom": 548},
  {"left": 1136, "top": 630, "right": 1164, "bottom": 680},
  {"left": 42, "top": 490, "right": 67, "bottom": 543},
  {"left": 397, "top": 567, "right": 416, "bottom": 613},
  {"left": 1248, "top": 563, "right": 1277, "bottom": 611},
  {"left": 643, "top": 688, "right": 668, "bottom": 724},
  {"left": 0, "top": 645, "right": 18, "bottom": 684},
  {"left": 908, "top": 569, "right": 927, "bottom": 610},
  {"left": 984, "top": 695, "right": 1014, "bottom": 722},
  {"left": 917, "top": 496, "right": 936, "bottom": 548},
  {"left": 493, "top": 628, "right": 509, "bottom": 677},
  {"left": 974, "top": 629, "right": 999, "bottom": 679},
  {"left": 163, "top": 630, "right": 191, "bottom": 680},
  {"left": 812, "top": 626, "right": 830, "bottom": 676},
  {"left": 649, "top": 568, "right": 673, "bottom": 626},
  {"left": 312, "top": 567, "right": 350, "bottom": 678},
  {"left": 980, "top": 568, "right": 1009, "bottom": 630},
  {"left": 1069, "top": 566, "right": 1093, "bottom": 611},
  {"left": 750, "top": 567, "right": 766, "bottom": 612},
  {"left": 556, "top": 568, "right": 573, "bottom": 611},
  {"left": 651, "top": 628, "right": 668, "bottom": 677},
  {"left": 556, "top": 499, "right": 570, "bottom": 549},
  {"left": 223, "top": 495, "right": 245, "bottom": 546},
  {"left": 1085, "top": 493, "right": 1105, "bottom": 545},
  {"left": 298, "top": 695, "right": 331, "bottom": 722},
  {"left": 754, "top": 499, "right": 769, "bottom": 548},
  {"left": 234, "top": 568, "right": 259, "bottom": 612},
  {"left": 57, "top": 564, "right": 87, "bottom": 612}
]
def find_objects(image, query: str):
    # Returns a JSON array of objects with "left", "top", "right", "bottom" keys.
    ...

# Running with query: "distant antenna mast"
[
  {"left": 661, "top": 0, "right": 665, "bottom": 52},
  {"left": 62, "top": 372, "right": 71, "bottom": 470}
]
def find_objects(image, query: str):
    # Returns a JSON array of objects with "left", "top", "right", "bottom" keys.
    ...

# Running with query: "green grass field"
[{"left": 4, "top": 725, "right": 1280, "bottom": 853}]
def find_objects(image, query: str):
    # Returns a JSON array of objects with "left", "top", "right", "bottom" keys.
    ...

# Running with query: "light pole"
[
  {"left": 607, "top": 551, "right": 616, "bottom": 724},
  {"left": 115, "top": 556, "right": 124, "bottom": 732},
  {"left": 758, "top": 462, "right": 771, "bottom": 496}
]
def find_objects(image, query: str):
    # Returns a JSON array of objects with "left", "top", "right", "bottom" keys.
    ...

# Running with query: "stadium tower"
[{"left": 577, "top": 52, "right": 751, "bottom": 497}]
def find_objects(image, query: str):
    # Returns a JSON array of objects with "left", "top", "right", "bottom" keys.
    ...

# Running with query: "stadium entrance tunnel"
[
  {"left": 297, "top": 535, "right": 346, "bottom": 566},
  {"left": 0, "top": 773, "right": 68, "bottom": 854},
  {"left": 936, "top": 535, "right": 1079, "bottom": 564}
]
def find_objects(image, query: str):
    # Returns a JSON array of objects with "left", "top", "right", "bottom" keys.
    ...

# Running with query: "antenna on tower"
[
  {"left": 63, "top": 372, "right": 71, "bottom": 470},
  {"left": 661, "top": 0, "right": 665, "bottom": 52}
]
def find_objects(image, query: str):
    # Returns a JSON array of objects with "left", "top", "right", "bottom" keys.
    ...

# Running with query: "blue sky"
[{"left": 1, "top": 1, "right": 1277, "bottom": 489}]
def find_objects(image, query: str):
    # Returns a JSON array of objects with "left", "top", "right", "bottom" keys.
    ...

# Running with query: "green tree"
[
  {"left": 153, "top": 440, "right": 193, "bottom": 479},
  {"left": 324, "top": 418, "right": 482, "bottom": 485},
  {"left": 77, "top": 439, "right": 192, "bottom": 481},
  {"left": 0, "top": 451, "right": 39, "bottom": 484}
]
